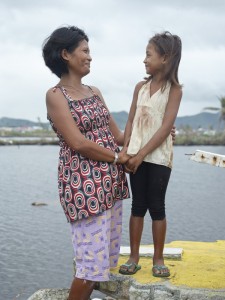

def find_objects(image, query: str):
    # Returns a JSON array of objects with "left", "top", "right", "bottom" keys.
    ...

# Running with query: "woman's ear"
[{"left": 61, "top": 49, "right": 69, "bottom": 61}]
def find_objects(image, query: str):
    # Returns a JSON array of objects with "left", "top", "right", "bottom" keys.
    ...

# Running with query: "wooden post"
[{"left": 189, "top": 150, "right": 225, "bottom": 168}]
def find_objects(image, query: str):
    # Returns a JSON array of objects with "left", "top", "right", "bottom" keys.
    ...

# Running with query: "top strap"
[
  {"left": 53, "top": 85, "right": 73, "bottom": 102},
  {"left": 53, "top": 84, "right": 96, "bottom": 101}
]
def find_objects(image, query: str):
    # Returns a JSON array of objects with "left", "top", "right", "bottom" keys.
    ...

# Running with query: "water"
[{"left": 0, "top": 145, "right": 225, "bottom": 300}]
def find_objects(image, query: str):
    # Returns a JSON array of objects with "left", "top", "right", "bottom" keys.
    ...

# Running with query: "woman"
[{"left": 42, "top": 25, "right": 130, "bottom": 300}]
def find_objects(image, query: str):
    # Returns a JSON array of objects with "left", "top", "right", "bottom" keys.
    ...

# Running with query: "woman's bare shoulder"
[
  {"left": 88, "top": 85, "right": 101, "bottom": 95},
  {"left": 46, "top": 86, "right": 64, "bottom": 105}
]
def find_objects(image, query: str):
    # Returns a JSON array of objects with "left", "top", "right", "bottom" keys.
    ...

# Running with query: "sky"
[{"left": 0, "top": 0, "right": 225, "bottom": 122}]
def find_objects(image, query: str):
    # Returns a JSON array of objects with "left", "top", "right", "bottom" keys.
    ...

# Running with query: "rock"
[
  {"left": 31, "top": 202, "right": 48, "bottom": 206},
  {"left": 27, "top": 288, "right": 69, "bottom": 300}
]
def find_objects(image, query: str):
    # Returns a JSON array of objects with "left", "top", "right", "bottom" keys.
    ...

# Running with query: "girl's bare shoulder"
[
  {"left": 135, "top": 80, "right": 146, "bottom": 90},
  {"left": 170, "top": 84, "right": 183, "bottom": 100},
  {"left": 170, "top": 84, "right": 183, "bottom": 96}
]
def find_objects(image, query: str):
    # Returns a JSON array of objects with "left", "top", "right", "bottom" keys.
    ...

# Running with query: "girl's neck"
[{"left": 151, "top": 73, "right": 165, "bottom": 84}]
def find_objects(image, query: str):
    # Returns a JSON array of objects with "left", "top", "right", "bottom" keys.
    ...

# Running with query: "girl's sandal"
[
  {"left": 152, "top": 265, "right": 170, "bottom": 277},
  {"left": 119, "top": 262, "right": 141, "bottom": 275}
]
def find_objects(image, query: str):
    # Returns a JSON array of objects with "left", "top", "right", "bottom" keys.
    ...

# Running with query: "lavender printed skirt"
[{"left": 70, "top": 200, "right": 123, "bottom": 281}]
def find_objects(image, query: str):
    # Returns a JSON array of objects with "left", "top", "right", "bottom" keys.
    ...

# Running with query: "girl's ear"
[
  {"left": 162, "top": 54, "right": 168, "bottom": 64},
  {"left": 61, "top": 49, "right": 70, "bottom": 61}
]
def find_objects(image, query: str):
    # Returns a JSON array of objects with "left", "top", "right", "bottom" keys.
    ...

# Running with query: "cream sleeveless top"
[{"left": 127, "top": 80, "right": 173, "bottom": 168}]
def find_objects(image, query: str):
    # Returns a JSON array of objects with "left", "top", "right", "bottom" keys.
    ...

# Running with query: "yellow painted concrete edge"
[{"left": 110, "top": 240, "right": 225, "bottom": 290}]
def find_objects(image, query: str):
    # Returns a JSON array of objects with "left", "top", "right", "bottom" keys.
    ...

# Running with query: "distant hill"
[
  {"left": 112, "top": 111, "right": 221, "bottom": 131},
  {"left": 0, "top": 117, "right": 49, "bottom": 129},
  {"left": 0, "top": 111, "right": 222, "bottom": 131},
  {"left": 175, "top": 112, "right": 221, "bottom": 130},
  {"left": 111, "top": 111, "right": 128, "bottom": 130}
]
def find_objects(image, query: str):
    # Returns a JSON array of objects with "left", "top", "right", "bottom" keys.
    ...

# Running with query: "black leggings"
[{"left": 130, "top": 161, "right": 171, "bottom": 220}]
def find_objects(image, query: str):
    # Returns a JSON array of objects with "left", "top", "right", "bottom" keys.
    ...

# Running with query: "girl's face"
[
  {"left": 65, "top": 40, "right": 92, "bottom": 76},
  {"left": 143, "top": 43, "right": 165, "bottom": 76}
]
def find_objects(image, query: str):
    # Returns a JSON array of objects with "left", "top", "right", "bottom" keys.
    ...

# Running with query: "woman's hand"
[{"left": 118, "top": 147, "right": 130, "bottom": 164}]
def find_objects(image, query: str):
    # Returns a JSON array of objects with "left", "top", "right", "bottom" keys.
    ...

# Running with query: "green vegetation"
[
  {"left": 204, "top": 95, "right": 225, "bottom": 130},
  {"left": 0, "top": 128, "right": 55, "bottom": 138},
  {"left": 174, "top": 132, "right": 225, "bottom": 146},
  {"left": 0, "top": 127, "right": 224, "bottom": 146}
]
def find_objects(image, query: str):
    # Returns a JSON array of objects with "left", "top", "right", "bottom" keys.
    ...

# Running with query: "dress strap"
[
  {"left": 86, "top": 85, "right": 97, "bottom": 96},
  {"left": 52, "top": 85, "right": 73, "bottom": 102},
  {"left": 53, "top": 84, "right": 96, "bottom": 100}
]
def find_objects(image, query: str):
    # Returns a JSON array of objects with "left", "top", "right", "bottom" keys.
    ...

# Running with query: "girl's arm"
[
  {"left": 46, "top": 88, "right": 129, "bottom": 164},
  {"left": 124, "top": 81, "right": 145, "bottom": 147},
  {"left": 91, "top": 86, "right": 124, "bottom": 146},
  {"left": 127, "top": 85, "right": 182, "bottom": 173}
]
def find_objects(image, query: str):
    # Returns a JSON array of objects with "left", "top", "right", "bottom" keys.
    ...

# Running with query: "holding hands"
[
  {"left": 123, "top": 125, "right": 176, "bottom": 173},
  {"left": 125, "top": 153, "right": 144, "bottom": 174},
  {"left": 118, "top": 147, "right": 131, "bottom": 164}
]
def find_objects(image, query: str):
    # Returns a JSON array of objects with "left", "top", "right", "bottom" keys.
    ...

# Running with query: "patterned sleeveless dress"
[{"left": 48, "top": 86, "right": 130, "bottom": 223}]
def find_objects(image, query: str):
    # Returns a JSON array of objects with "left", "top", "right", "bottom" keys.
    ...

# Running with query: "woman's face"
[{"left": 66, "top": 40, "right": 92, "bottom": 76}]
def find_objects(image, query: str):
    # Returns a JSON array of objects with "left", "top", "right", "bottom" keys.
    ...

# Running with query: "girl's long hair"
[{"left": 146, "top": 31, "right": 182, "bottom": 91}]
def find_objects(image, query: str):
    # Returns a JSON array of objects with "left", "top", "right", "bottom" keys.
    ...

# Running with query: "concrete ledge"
[
  {"left": 120, "top": 246, "right": 183, "bottom": 260},
  {"left": 27, "top": 279, "right": 225, "bottom": 300},
  {"left": 28, "top": 241, "right": 225, "bottom": 299},
  {"left": 100, "top": 273, "right": 225, "bottom": 299}
]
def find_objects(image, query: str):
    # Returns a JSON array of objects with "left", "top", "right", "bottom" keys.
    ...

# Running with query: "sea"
[{"left": 0, "top": 145, "right": 225, "bottom": 300}]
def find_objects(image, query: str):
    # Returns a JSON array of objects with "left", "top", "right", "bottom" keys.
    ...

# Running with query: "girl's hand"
[
  {"left": 124, "top": 163, "right": 132, "bottom": 173},
  {"left": 126, "top": 153, "right": 143, "bottom": 174},
  {"left": 171, "top": 125, "right": 176, "bottom": 142}
]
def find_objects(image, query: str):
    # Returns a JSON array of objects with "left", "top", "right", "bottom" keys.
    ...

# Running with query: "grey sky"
[{"left": 0, "top": 0, "right": 225, "bottom": 122}]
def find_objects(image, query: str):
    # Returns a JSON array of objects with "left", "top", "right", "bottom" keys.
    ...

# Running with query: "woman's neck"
[{"left": 59, "top": 74, "right": 83, "bottom": 89}]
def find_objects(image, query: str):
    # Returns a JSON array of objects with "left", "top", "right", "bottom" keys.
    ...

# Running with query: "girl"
[{"left": 119, "top": 31, "right": 182, "bottom": 277}]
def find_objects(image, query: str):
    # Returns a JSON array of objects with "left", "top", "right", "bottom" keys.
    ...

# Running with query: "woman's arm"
[
  {"left": 46, "top": 88, "right": 129, "bottom": 164},
  {"left": 127, "top": 85, "right": 182, "bottom": 173},
  {"left": 91, "top": 86, "right": 124, "bottom": 146}
]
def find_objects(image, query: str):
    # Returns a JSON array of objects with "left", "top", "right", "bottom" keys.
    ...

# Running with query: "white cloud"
[{"left": 0, "top": 0, "right": 225, "bottom": 121}]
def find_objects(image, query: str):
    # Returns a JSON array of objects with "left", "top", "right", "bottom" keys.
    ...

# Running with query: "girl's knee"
[{"left": 149, "top": 210, "right": 165, "bottom": 220}]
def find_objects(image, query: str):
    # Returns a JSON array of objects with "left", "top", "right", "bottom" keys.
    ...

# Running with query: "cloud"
[{"left": 0, "top": 0, "right": 225, "bottom": 121}]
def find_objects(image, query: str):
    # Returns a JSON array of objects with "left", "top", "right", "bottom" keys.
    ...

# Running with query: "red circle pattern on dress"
[{"left": 48, "top": 87, "right": 130, "bottom": 222}]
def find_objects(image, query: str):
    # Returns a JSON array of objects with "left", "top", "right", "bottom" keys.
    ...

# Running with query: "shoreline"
[
  {"left": 1, "top": 140, "right": 225, "bottom": 146},
  {"left": 0, "top": 132, "right": 225, "bottom": 147}
]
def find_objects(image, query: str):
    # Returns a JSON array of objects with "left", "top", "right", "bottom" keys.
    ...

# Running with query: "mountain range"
[{"left": 0, "top": 111, "right": 222, "bottom": 131}]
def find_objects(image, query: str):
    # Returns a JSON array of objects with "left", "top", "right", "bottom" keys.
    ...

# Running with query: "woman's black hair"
[{"left": 42, "top": 26, "right": 89, "bottom": 78}]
